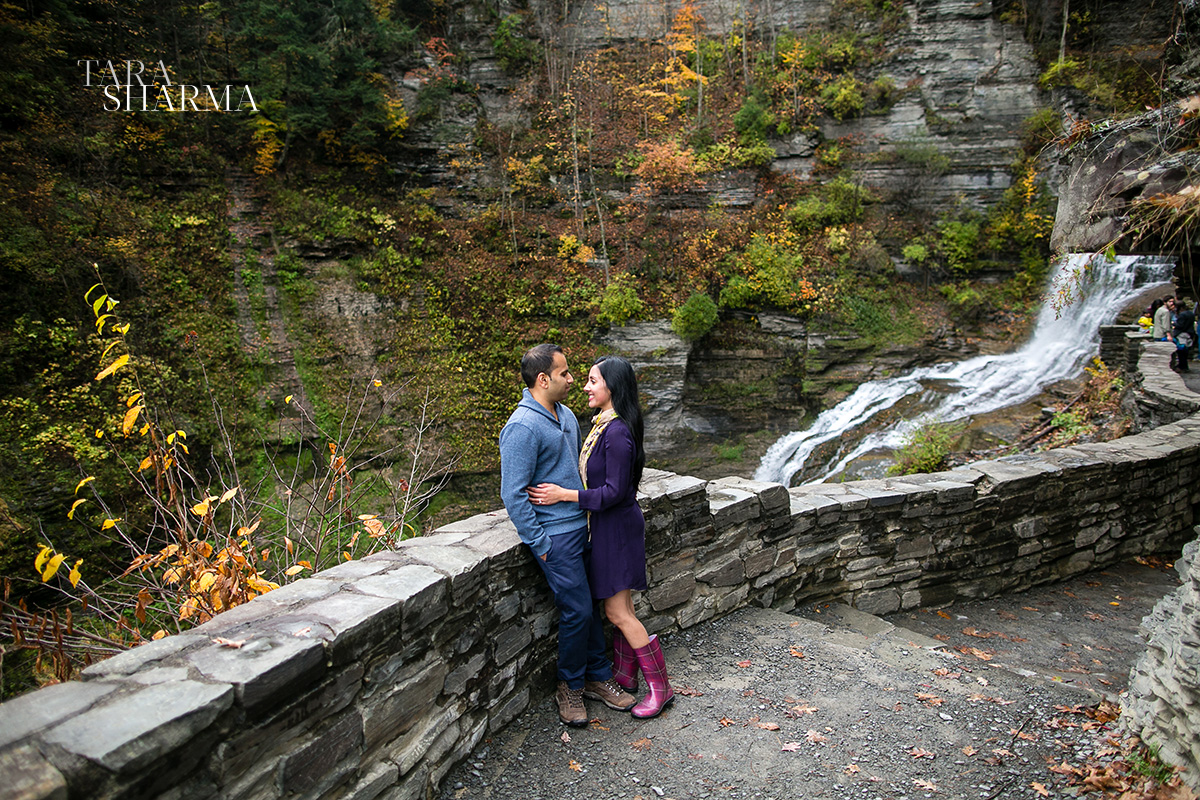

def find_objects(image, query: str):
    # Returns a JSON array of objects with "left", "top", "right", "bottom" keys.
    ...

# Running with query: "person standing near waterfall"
[
  {"left": 499, "top": 344, "right": 636, "bottom": 728},
  {"left": 527, "top": 355, "right": 675, "bottom": 719}
]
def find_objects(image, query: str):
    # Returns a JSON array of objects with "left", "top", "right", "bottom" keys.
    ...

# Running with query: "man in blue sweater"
[{"left": 499, "top": 343, "right": 635, "bottom": 726}]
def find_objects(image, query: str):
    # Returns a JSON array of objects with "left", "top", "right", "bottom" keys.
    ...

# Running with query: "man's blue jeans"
[{"left": 534, "top": 526, "right": 612, "bottom": 689}]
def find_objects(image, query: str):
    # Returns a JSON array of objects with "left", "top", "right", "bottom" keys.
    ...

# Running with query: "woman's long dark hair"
[{"left": 595, "top": 355, "right": 645, "bottom": 489}]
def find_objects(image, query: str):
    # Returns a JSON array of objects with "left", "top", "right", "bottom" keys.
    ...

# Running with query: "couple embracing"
[{"left": 499, "top": 344, "right": 673, "bottom": 727}]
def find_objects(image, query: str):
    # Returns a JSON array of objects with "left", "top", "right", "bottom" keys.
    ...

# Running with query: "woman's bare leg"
[{"left": 604, "top": 590, "right": 650, "bottom": 649}]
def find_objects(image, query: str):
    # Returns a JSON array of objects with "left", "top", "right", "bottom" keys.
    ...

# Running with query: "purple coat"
[{"left": 579, "top": 418, "right": 647, "bottom": 599}]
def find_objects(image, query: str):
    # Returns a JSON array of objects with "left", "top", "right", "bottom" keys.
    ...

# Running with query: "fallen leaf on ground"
[
  {"left": 781, "top": 742, "right": 803, "bottom": 752},
  {"left": 915, "top": 693, "right": 945, "bottom": 706},
  {"left": 933, "top": 633, "right": 951, "bottom": 641},
  {"left": 844, "top": 764, "right": 860, "bottom": 775},
  {"left": 674, "top": 685, "right": 704, "bottom": 696},
  {"left": 1031, "top": 782, "right": 1050, "bottom": 796},
  {"left": 914, "top": 779, "right": 938, "bottom": 791},
  {"left": 932, "top": 668, "right": 961, "bottom": 678},
  {"left": 962, "top": 627, "right": 994, "bottom": 638},
  {"left": 590, "top": 721, "right": 609, "bottom": 730},
  {"left": 1010, "top": 728, "right": 1038, "bottom": 741},
  {"left": 955, "top": 645, "right": 994, "bottom": 661},
  {"left": 789, "top": 647, "right": 806, "bottom": 658},
  {"left": 998, "top": 610, "right": 1018, "bottom": 620},
  {"left": 561, "top": 732, "right": 571, "bottom": 743},
  {"left": 788, "top": 704, "right": 819, "bottom": 716},
  {"left": 1048, "top": 761, "right": 1083, "bottom": 777},
  {"left": 630, "top": 737, "right": 652, "bottom": 750},
  {"left": 1023, "top": 606, "right": 1039, "bottom": 611},
  {"left": 976, "top": 677, "right": 989, "bottom": 686},
  {"left": 992, "top": 748, "right": 1014, "bottom": 758},
  {"left": 756, "top": 722, "right": 781, "bottom": 730},
  {"left": 718, "top": 717, "right": 736, "bottom": 727},
  {"left": 806, "top": 730, "right": 828, "bottom": 743},
  {"left": 568, "top": 760, "right": 583, "bottom": 772},
  {"left": 908, "top": 748, "right": 935, "bottom": 759},
  {"left": 736, "top": 659, "right": 752, "bottom": 668},
  {"left": 937, "top": 610, "right": 952, "bottom": 619},
  {"left": 962, "top": 745, "right": 978, "bottom": 756}
]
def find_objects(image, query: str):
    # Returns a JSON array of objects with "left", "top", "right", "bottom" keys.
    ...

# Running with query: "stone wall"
[
  {"left": 4, "top": 341, "right": 1199, "bottom": 800},
  {"left": 1126, "top": 535, "right": 1200, "bottom": 785}
]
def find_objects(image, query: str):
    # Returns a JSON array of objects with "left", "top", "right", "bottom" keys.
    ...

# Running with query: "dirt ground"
[{"left": 438, "top": 558, "right": 1185, "bottom": 800}]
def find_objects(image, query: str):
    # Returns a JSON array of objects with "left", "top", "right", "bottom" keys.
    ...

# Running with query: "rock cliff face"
[{"left": 399, "top": 0, "right": 1046, "bottom": 216}]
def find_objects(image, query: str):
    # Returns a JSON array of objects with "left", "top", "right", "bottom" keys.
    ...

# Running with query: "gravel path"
[{"left": 439, "top": 559, "right": 1179, "bottom": 800}]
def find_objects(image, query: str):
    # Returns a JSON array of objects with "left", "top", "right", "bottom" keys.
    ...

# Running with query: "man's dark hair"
[{"left": 521, "top": 343, "right": 563, "bottom": 388}]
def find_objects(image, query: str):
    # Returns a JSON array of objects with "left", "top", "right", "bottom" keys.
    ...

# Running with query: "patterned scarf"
[{"left": 578, "top": 408, "right": 618, "bottom": 488}]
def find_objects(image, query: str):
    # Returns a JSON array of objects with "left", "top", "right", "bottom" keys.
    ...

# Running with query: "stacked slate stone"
[{"left": 1126, "top": 535, "right": 1200, "bottom": 790}]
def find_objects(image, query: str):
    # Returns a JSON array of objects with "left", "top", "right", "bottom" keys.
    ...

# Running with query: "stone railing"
[
  {"left": 1126, "top": 534, "right": 1200, "bottom": 784},
  {"left": 4, "top": 340, "right": 1199, "bottom": 800}
]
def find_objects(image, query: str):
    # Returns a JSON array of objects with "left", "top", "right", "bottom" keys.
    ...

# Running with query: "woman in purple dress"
[{"left": 527, "top": 355, "right": 673, "bottom": 718}]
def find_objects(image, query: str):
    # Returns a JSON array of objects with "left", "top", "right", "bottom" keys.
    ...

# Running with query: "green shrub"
[
  {"left": 672, "top": 292, "right": 719, "bottom": 341},
  {"left": 820, "top": 75, "right": 865, "bottom": 121},
  {"left": 887, "top": 421, "right": 960, "bottom": 476},
  {"left": 895, "top": 140, "right": 950, "bottom": 174},
  {"left": 733, "top": 91, "right": 775, "bottom": 143},
  {"left": 940, "top": 281, "right": 987, "bottom": 322},
  {"left": 596, "top": 274, "right": 645, "bottom": 326},
  {"left": 937, "top": 218, "right": 981, "bottom": 272},
  {"left": 719, "top": 234, "right": 815, "bottom": 312},
  {"left": 787, "top": 177, "right": 872, "bottom": 232},
  {"left": 901, "top": 242, "right": 928, "bottom": 264},
  {"left": 493, "top": 14, "right": 540, "bottom": 74}
]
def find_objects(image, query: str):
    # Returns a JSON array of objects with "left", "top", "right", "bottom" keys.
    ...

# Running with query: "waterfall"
[{"left": 755, "top": 254, "right": 1176, "bottom": 486}]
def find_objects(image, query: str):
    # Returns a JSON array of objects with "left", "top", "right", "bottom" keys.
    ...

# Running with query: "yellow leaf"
[
  {"left": 247, "top": 577, "right": 279, "bottom": 593},
  {"left": 373, "top": 379, "right": 382, "bottom": 387},
  {"left": 122, "top": 404, "right": 143, "bottom": 435},
  {"left": 100, "top": 340, "right": 120, "bottom": 361},
  {"left": 95, "top": 428, "right": 104, "bottom": 438},
  {"left": 101, "top": 518, "right": 121, "bottom": 530},
  {"left": 34, "top": 545, "right": 52, "bottom": 572},
  {"left": 284, "top": 564, "right": 307, "bottom": 576},
  {"left": 191, "top": 499, "right": 212, "bottom": 516},
  {"left": 116, "top": 322, "right": 130, "bottom": 336},
  {"left": 68, "top": 498, "right": 86, "bottom": 520},
  {"left": 95, "top": 354, "right": 129, "bottom": 381},
  {"left": 42, "top": 553, "right": 66, "bottom": 582},
  {"left": 68, "top": 559, "right": 83, "bottom": 588},
  {"left": 92, "top": 293, "right": 108, "bottom": 316},
  {"left": 163, "top": 567, "right": 183, "bottom": 584},
  {"left": 174, "top": 430, "right": 187, "bottom": 440},
  {"left": 85, "top": 282, "right": 103, "bottom": 302},
  {"left": 74, "top": 476, "right": 95, "bottom": 494},
  {"left": 342, "top": 551, "right": 351, "bottom": 561},
  {"left": 197, "top": 572, "right": 217, "bottom": 591},
  {"left": 139, "top": 423, "right": 150, "bottom": 436},
  {"left": 285, "top": 536, "right": 294, "bottom": 554},
  {"left": 285, "top": 395, "right": 293, "bottom": 404},
  {"left": 95, "top": 313, "right": 113, "bottom": 333},
  {"left": 138, "top": 456, "right": 153, "bottom": 471},
  {"left": 152, "top": 629, "right": 168, "bottom": 640},
  {"left": 297, "top": 560, "right": 312, "bottom": 569},
  {"left": 177, "top": 443, "right": 189, "bottom": 454},
  {"left": 219, "top": 486, "right": 239, "bottom": 503},
  {"left": 358, "top": 513, "right": 378, "bottom": 521},
  {"left": 126, "top": 392, "right": 143, "bottom": 408}
]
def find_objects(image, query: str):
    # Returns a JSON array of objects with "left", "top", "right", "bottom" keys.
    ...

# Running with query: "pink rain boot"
[
  {"left": 631, "top": 635, "right": 674, "bottom": 719},
  {"left": 612, "top": 629, "right": 639, "bottom": 693}
]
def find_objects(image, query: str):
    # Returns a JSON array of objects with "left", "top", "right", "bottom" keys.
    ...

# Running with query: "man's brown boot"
[
  {"left": 583, "top": 678, "right": 636, "bottom": 712},
  {"left": 556, "top": 681, "right": 588, "bottom": 727}
]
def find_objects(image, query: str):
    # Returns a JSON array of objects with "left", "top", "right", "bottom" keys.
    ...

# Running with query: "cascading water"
[{"left": 755, "top": 254, "right": 1176, "bottom": 487}]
